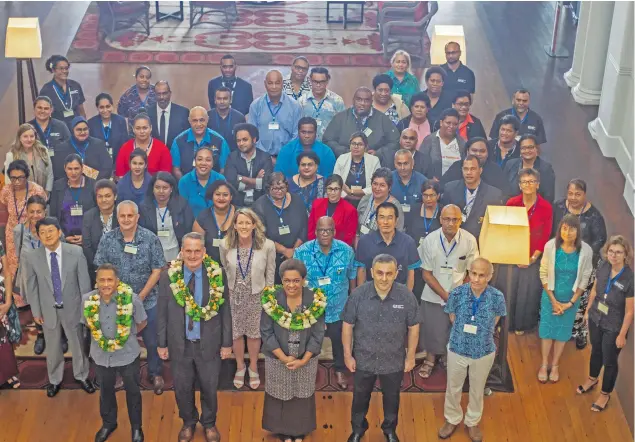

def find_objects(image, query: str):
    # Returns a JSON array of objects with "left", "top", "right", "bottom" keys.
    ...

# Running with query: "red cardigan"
[
  {"left": 506, "top": 193, "right": 553, "bottom": 256},
  {"left": 308, "top": 198, "right": 358, "bottom": 246},
  {"left": 115, "top": 138, "right": 172, "bottom": 177}
]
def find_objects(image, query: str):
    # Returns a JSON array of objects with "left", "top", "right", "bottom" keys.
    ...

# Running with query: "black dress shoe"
[
  {"left": 132, "top": 428, "right": 144, "bottom": 442},
  {"left": 94, "top": 426, "right": 117, "bottom": 442},
  {"left": 384, "top": 431, "right": 400, "bottom": 442},
  {"left": 347, "top": 433, "right": 364, "bottom": 442},
  {"left": 34, "top": 333, "right": 46, "bottom": 355},
  {"left": 576, "top": 335, "right": 588, "bottom": 350},
  {"left": 46, "top": 383, "right": 61, "bottom": 397},
  {"left": 78, "top": 379, "right": 96, "bottom": 394},
  {"left": 62, "top": 339, "right": 69, "bottom": 354}
]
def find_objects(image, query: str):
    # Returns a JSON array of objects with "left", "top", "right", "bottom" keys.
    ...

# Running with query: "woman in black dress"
[
  {"left": 552, "top": 178, "right": 607, "bottom": 349},
  {"left": 253, "top": 172, "right": 308, "bottom": 284},
  {"left": 193, "top": 180, "right": 236, "bottom": 264}
]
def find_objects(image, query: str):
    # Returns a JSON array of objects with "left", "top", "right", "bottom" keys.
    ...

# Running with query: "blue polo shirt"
[
  {"left": 390, "top": 170, "right": 428, "bottom": 206},
  {"left": 274, "top": 138, "right": 336, "bottom": 178},
  {"left": 355, "top": 230, "right": 421, "bottom": 286},
  {"left": 444, "top": 284, "right": 507, "bottom": 359},
  {"left": 177, "top": 169, "right": 225, "bottom": 217},
  {"left": 170, "top": 128, "right": 230, "bottom": 175},
  {"left": 293, "top": 239, "right": 357, "bottom": 323}
]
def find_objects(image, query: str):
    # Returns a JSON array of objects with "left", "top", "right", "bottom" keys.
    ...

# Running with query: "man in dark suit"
[
  {"left": 440, "top": 155, "right": 503, "bottom": 239},
  {"left": 149, "top": 80, "right": 189, "bottom": 148},
  {"left": 157, "top": 232, "right": 232, "bottom": 442},
  {"left": 207, "top": 54, "right": 254, "bottom": 117}
]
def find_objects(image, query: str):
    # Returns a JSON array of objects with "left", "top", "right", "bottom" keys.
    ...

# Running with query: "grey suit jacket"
[
  {"left": 23, "top": 243, "right": 91, "bottom": 330},
  {"left": 157, "top": 268, "right": 232, "bottom": 361}
]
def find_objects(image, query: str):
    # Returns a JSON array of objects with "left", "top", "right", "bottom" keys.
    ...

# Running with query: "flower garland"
[
  {"left": 83, "top": 282, "right": 134, "bottom": 352},
  {"left": 261, "top": 285, "right": 327, "bottom": 330},
  {"left": 168, "top": 255, "right": 225, "bottom": 322}
]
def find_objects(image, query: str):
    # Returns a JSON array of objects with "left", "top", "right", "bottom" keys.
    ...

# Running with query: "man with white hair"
[{"left": 94, "top": 200, "right": 167, "bottom": 395}]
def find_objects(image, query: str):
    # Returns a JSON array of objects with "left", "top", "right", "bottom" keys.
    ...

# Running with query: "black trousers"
[
  {"left": 95, "top": 357, "right": 142, "bottom": 430},
  {"left": 589, "top": 321, "right": 622, "bottom": 393},
  {"left": 351, "top": 369, "right": 402, "bottom": 434},
  {"left": 325, "top": 321, "right": 345, "bottom": 373},
  {"left": 173, "top": 340, "right": 221, "bottom": 428}
]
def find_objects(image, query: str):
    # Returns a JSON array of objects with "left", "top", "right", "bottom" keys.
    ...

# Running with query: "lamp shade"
[
  {"left": 430, "top": 24, "right": 466, "bottom": 65},
  {"left": 479, "top": 206, "right": 530, "bottom": 266},
  {"left": 5, "top": 17, "right": 42, "bottom": 58}
]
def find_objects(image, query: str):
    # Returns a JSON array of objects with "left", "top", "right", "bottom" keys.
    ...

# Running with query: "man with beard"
[{"left": 207, "top": 54, "right": 253, "bottom": 116}]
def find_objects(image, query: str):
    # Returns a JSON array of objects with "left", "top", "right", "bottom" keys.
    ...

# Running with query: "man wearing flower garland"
[
  {"left": 157, "top": 232, "right": 232, "bottom": 442},
  {"left": 81, "top": 263, "right": 147, "bottom": 442}
]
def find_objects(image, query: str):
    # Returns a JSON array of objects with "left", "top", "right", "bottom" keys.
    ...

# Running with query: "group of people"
[{"left": 0, "top": 43, "right": 631, "bottom": 442}]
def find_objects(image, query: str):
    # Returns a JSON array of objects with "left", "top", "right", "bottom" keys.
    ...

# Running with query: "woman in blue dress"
[{"left": 538, "top": 215, "right": 593, "bottom": 383}]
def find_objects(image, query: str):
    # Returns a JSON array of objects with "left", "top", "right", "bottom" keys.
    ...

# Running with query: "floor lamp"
[
  {"left": 5, "top": 17, "right": 42, "bottom": 125},
  {"left": 479, "top": 205, "right": 530, "bottom": 391}
]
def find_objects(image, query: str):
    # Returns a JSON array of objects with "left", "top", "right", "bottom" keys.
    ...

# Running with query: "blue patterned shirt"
[
  {"left": 444, "top": 284, "right": 507, "bottom": 359},
  {"left": 298, "top": 90, "right": 346, "bottom": 140},
  {"left": 293, "top": 239, "right": 357, "bottom": 323},
  {"left": 116, "top": 84, "right": 157, "bottom": 121}
]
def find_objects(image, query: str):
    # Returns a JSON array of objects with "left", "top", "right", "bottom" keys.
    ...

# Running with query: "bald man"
[
  {"left": 377, "top": 128, "right": 427, "bottom": 176},
  {"left": 323, "top": 87, "right": 399, "bottom": 157},
  {"left": 247, "top": 69, "right": 302, "bottom": 158},
  {"left": 170, "top": 106, "right": 230, "bottom": 179}
]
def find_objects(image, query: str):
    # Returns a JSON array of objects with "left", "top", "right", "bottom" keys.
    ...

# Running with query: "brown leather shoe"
[
  {"left": 153, "top": 375, "right": 165, "bottom": 395},
  {"left": 178, "top": 425, "right": 194, "bottom": 442},
  {"left": 467, "top": 425, "right": 483, "bottom": 442},
  {"left": 335, "top": 372, "right": 348, "bottom": 390},
  {"left": 204, "top": 426, "right": 220, "bottom": 442},
  {"left": 438, "top": 421, "right": 457, "bottom": 439}
]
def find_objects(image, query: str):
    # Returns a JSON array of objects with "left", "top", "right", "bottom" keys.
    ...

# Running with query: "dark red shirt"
[
  {"left": 115, "top": 138, "right": 172, "bottom": 177},
  {"left": 506, "top": 193, "right": 553, "bottom": 256},
  {"left": 308, "top": 198, "right": 358, "bottom": 246}
]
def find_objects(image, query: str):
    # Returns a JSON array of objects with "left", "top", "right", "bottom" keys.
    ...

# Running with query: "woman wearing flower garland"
[
  {"left": 81, "top": 263, "right": 147, "bottom": 442},
  {"left": 220, "top": 208, "right": 276, "bottom": 390},
  {"left": 260, "top": 259, "right": 326, "bottom": 442}
]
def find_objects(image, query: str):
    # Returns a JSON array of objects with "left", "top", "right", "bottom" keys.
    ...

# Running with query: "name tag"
[
  {"left": 212, "top": 238, "right": 222, "bottom": 247},
  {"left": 457, "top": 78, "right": 467, "bottom": 83},
  {"left": 268, "top": 122, "right": 280, "bottom": 130},
  {"left": 107, "top": 147, "right": 113, "bottom": 157},
  {"left": 278, "top": 225, "right": 291, "bottom": 235},
  {"left": 363, "top": 127, "right": 373, "bottom": 137},
  {"left": 527, "top": 125, "right": 536, "bottom": 131},
  {"left": 440, "top": 266, "right": 453, "bottom": 275},
  {"left": 318, "top": 277, "right": 331, "bottom": 286},
  {"left": 70, "top": 205, "right": 83, "bottom": 216},
  {"left": 63, "top": 109, "right": 75, "bottom": 118},
  {"left": 51, "top": 132, "right": 61, "bottom": 137},
  {"left": 158, "top": 229, "right": 170, "bottom": 237},
  {"left": 48, "top": 149, "right": 55, "bottom": 157},
  {"left": 360, "top": 225, "right": 370, "bottom": 234},
  {"left": 402, "top": 204, "right": 411, "bottom": 213},
  {"left": 461, "top": 213, "right": 467, "bottom": 222},
  {"left": 393, "top": 304, "right": 404, "bottom": 309},
  {"left": 393, "top": 94, "right": 402, "bottom": 101},
  {"left": 463, "top": 324, "right": 478, "bottom": 334},
  {"left": 598, "top": 302, "right": 609, "bottom": 315},
  {"left": 124, "top": 244, "right": 138, "bottom": 254},
  {"left": 245, "top": 189, "right": 254, "bottom": 198},
  {"left": 351, "top": 185, "right": 362, "bottom": 192},
  {"left": 316, "top": 119, "right": 323, "bottom": 127}
]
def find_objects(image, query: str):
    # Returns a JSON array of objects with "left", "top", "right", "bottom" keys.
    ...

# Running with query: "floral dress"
[{"left": 231, "top": 247, "right": 260, "bottom": 340}]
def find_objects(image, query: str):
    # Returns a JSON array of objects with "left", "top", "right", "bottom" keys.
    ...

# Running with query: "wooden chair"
[
  {"left": 380, "top": 1, "right": 438, "bottom": 59},
  {"left": 189, "top": 1, "right": 238, "bottom": 29},
  {"left": 97, "top": 1, "right": 151, "bottom": 37}
]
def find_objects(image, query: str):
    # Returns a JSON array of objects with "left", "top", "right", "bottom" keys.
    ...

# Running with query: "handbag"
[{"left": 12, "top": 223, "right": 25, "bottom": 295}]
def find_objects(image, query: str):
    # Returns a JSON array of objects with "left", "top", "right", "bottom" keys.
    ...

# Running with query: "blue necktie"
[{"left": 50, "top": 251, "right": 63, "bottom": 305}]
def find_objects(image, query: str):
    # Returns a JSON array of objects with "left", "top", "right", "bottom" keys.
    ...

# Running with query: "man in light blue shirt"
[
  {"left": 274, "top": 117, "right": 336, "bottom": 178},
  {"left": 247, "top": 70, "right": 302, "bottom": 158},
  {"left": 293, "top": 216, "right": 356, "bottom": 390},
  {"left": 298, "top": 67, "right": 346, "bottom": 140}
]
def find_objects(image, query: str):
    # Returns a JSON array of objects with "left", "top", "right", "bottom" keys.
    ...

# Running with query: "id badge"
[
  {"left": 107, "top": 147, "right": 113, "bottom": 157},
  {"left": 192, "top": 159, "right": 196, "bottom": 167},
  {"left": 316, "top": 119, "right": 323, "bottom": 127},
  {"left": 463, "top": 324, "right": 478, "bottom": 334},
  {"left": 63, "top": 109, "right": 74, "bottom": 118},
  {"left": 363, "top": 127, "right": 373, "bottom": 137},
  {"left": 440, "top": 266, "right": 453, "bottom": 275},
  {"left": 70, "top": 205, "right": 83, "bottom": 216},
  {"left": 124, "top": 244, "right": 138, "bottom": 254},
  {"left": 269, "top": 121, "right": 280, "bottom": 130},
  {"left": 158, "top": 229, "right": 170, "bottom": 237},
  {"left": 245, "top": 189, "right": 254, "bottom": 198},
  {"left": 318, "top": 277, "right": 331, "bottom": 286},
  {"left": 402, "top": 204, "right": 411, "bottom": 213},
  {"left": 461, "top": 213, "right": 467, "bottom": 222},
  {"left": 360, "top": 225, "right": 370, "bottom": 234},
  {"left": 212, "top": 238, "right": 222, "bottom": 247},
  {"left": 278, "top": 225, "right": 291, "bottom": 235},
  {"left": 48, "top": 149, "right": 55, "bottom": 157},
  {"left": 351, "top": 185, "right": 363, "bottom": 192},
  {"left": 598, "top": 302, "right": 609, "bottom": 315}
]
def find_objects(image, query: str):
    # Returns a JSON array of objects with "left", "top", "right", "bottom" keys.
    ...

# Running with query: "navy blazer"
[
  {"left": 207, "top": 76, "right": 254, "bottom": 116},
  {"left": 87, "top": 113, "right": 129, "bottom": 162},
  {"left": 138, "top": 195, "right": 194, "bottom": 248},
  {"left": 148, "top": 102, "right": 190, "bottom": 149}
]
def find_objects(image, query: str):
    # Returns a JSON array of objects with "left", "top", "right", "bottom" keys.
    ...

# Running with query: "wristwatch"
[{"left": 238, "top": 176, "right": 243, "bottom": 182}]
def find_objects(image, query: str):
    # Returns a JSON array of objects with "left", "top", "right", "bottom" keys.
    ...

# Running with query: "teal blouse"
[{"left": 386, "top": 70, "right": 420, "bottom": 107}]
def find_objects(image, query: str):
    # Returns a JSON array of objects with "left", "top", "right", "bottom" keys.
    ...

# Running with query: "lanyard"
[
  {"left": 367, "top": 196, "right": 390, "bottom": 223},
  {"left": 527, "top": 201, "right": 538, "bottom": 219},
  {"left": 268, "top": 194, "right": 286, "bottom": 225},
  {"left": 70, "top": 138, "right": 88, "bottom": 160},
  {"left": 14, "top": 182, "right": 29, "bottom": 221},
  {"left": 101, "top": 120, "right": 112, "bottom": 143},
  {"left": 351, "top": 158, "right": 364, "bottom": 184},
  {"left": 137, "top": 88, "right": 150, "bottom": 108},
  {"left": 314, "top": 243, "right": 333, "bottom": 277},
  {"left": 464, "top": 186, "right": 479, "bottom": 214},
  {"left": 310, "top": 97, "right": 325, "bottom": 118},
  {"left": 352, "top": 108, "right": 369, "bottom": 130},
  {"left": 69, "top": 178, "right": 84, "bottom": 204},
  {"left": 211, "top": 206, "right": 231, "bottom": 237},
  {"left": 215, "top": 111, "right": 232, "bottom": 132},
  {"left": 512, "top": 108, "right": 529, "bottom": 124},
  {"left": 605, "top": 268, "right": 625, "bottom": 298},
  {"left": 440, "top": 231, "right": 458, "bottom": 259},
  {"left": 222, "top": 78, "right": 236, "bottom": 91},
  {"left": 237, "top": 247, "right": 254, "bottom": 280},
  {"left": 266, "top": 97, "right": 282, "bottom": 121},
  {"left": 135, "top": 139, "right": 153, "bottom": 158},
  {"left": 34, "top": 120, "right": 52, "bottom": 147},
  {"left": 398, "top": 177, "right": 412, "bottom": 203},
  {"left": 423, "top": 204, "right": 438, "bottom": 234},
  {"left": 53, "top": 81, "right": 72, "bottom": 110},
  {"left": 299, "top": 179, "right": 317, "bottom": 212},
  {"left": 156, "top": 203, "right": 169, "bottom": 228},
  {"left": 30, "top": 238, "right": 41, "bottom": 249},
  {"left": 470, "top": 288, "right": 485, "bottom": 321}
]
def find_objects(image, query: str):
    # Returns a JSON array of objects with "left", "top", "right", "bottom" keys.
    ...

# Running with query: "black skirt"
[{"left": 262, "top": 393, "right": 317, "bottom": 437}]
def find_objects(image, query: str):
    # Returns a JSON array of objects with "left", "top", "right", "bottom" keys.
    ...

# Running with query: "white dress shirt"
[{"left": 45, "top": 242, "right": 63, "bottom": 274}]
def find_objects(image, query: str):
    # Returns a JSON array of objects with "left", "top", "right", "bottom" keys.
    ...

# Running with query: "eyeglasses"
[
  {"left": 422, "top": 193, "right": 438, "bottom": 199},
  {"left": 190, "top": 118, "right": 206, "bottom": 124},
  {"left": 350, "top": 142, "right": 366, "bottom": 148},
  {"left": 270, "top": 185, "right": 287, "bottom": 192},
  {"left": 9, "top": 175, "right": 26, "bottom": 182},
  {"left": 55, "top": 66, "right": 70, "bottom": 72},
  {"left": 293, "top": 65, "right": 309, "bottom": 72},
  {"left": 607, "top": 250, "right": 625, "bottom": 256},
  {"left": 317, "top": 228, "right": 334, "bottom": 235},
  {"left": 519, "top": 180, "right": 538, "bottom": 186},
  {"left": 311, "top": 80, "right": 328, "bottom": 86},
  {"left": 326, "top": 187, "right": 341, "bottom": 192}
]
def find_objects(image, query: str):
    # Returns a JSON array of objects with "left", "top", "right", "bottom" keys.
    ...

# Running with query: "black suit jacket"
[
  {"left": 52, "top": 137, "right": 113, "bottom": 181},
  {"left": 503, "top": 156, "right": 556, "bottom": 203},
  {"left": 440, "top": 180, "right": 503, "bottom": 239},
  {"left": 87, "top": 113, "right": 130, "bottom": 162},
  {"left": 440, "top": 160, "right": 511, "bottom": 198},
  {"left": 149, "top": 102, "right": 190, "bottom": 149},
  {"left": 49, "top": 177, "right": 97, "bottom": 225},
  {"left": 208, "top": 76, "right": 254, "bottom": 117},
  {"left": 138, "top": 195, "right": 194, "bottom": 247},
  {"left": 157, "top": 268, "right": 232, "bottom": 361},
  {"left": 82, "top": 206, "right": 119, "bottom": 283}
]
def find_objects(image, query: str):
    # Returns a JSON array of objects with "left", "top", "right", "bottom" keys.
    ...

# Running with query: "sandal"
[
  {"left": 248, "top": 368, "right": 260, "bottom": 390},
  {"left": 591, "top": 393, "right": 611, "bottom": 412},
  {"left": 576, "top": 377, "right": 599, "bottom": 395},
  {"left": 6, "top": 376, "right": 20, "bottom": 389},
  {"left": 417, "top": 360, "right": 435, "bottom": 379},
  {"left": 233, "top": 367, "right": 246, "bottom": 389},
  {"left": 514, "top": 330, "right": 525, "bottom": 336},
  {"left": 549, "top": 365, "right": 560, "bottom": 383},
  {"left": 537, "top": 365, "right": 549, "bottom": 383}
]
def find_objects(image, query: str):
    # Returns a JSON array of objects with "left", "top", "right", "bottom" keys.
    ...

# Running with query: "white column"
[
  {"left": 564, "top": 1, "right": 591, "bottom": 88},
  {"left": 571, "top": 1, "right": 615, "bottom": 105}
]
